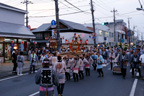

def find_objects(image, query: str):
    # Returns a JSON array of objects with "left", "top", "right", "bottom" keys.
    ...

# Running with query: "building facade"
[
  {"left": 32, "top": 19, "right": 93, "bottom": 49},
  {"left": 0, "top": 3, "right": 35, "bottom": 63}
]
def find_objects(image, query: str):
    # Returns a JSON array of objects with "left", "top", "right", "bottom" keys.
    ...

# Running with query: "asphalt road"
[{"left": 0, "top": 64, "right": 143, "bottom": 96}]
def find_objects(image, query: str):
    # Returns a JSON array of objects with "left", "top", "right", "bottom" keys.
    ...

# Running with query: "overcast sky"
[{"left": 1, "top": 0, "right": 144, "bottom": 36}]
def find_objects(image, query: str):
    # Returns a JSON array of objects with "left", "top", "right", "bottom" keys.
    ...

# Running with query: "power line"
[
  {"left": 64, "top": 0, "right": 90, "bottom": 14},
  {"left": 29, "top": 10, "right": 90, "bottom": 18},
  {"left": 29, "top": 4, "right": 90, "bottom": 11}
]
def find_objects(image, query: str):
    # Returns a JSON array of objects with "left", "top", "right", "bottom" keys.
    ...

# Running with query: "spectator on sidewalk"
[
  {"left": 17, "top": 52, "right": 24, "bottom": 76},
  {"left": 29, "top": 51, "right": 38, "bottom": 74},
  {"left": 12, "top": 49, "right": 17, "bottom": 74}
]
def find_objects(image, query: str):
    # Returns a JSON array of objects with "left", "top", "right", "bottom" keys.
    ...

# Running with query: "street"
[{"left": 0, "top": 64, "right": 143, "bottom": 96}]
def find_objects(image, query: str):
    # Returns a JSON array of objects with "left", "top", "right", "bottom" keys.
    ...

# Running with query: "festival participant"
[
  {"left": 118, "top": 51, "right": 128, "bottom": 79},
  {"left": 109, "top": 50, "right": 116, "bottom": 70},
  {"left": 131, "top": 52, "right": 142, "bottom": 78},
  {"left": 63, "top": 55, "right": 73, "bottom": 81},
  {"left": 139, "top": 51, "right": 144, "bottom": 79},
  {"left": 85, "top": 54, "right": 93, "bottom": 76},
  {"left": 79, "top": 55, "right": 84, "bottom": 79},
  {"left": 54, "top": 56, "right": 66, "bottom": 96},
  {"left": 102, "top": 48, "right": 108, "bottom": 65},
  {"left": 35, "top": 58, "right": 59, "bottom": 96},
  {"left": 72, "top": 55, "right": 82, "bottom": 82},
  {"left": 91, "top": 52, "right": 98, "bottom": 70},
  {"left": 96, "top": 52, "right": 104, "bottom": 77}
]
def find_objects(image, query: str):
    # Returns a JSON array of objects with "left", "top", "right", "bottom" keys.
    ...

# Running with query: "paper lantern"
[
  {"left": 82, "top": 33, "right": 85, "bottom": 38},
  {"left": 80, "top": 39, "right": 82, "bottom": 43},
  {"left": 85, "top": 39, "right": 88, "bottom": 45},
  {"left": 65, "top": 39, "right": 68, "bottom": 44},
  {"left": 34, "top": 42, "right": 37, "bottom": 45},
  {"left": 21, "top": 41, "right": 24, "bottom": 44},
  {"left": 11, "top": 40, "right": 14, "bottom": 43}
]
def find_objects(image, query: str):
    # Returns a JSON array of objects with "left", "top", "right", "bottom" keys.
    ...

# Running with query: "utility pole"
[
  {"left": 111, "top": 8, "right": 117, "bottom": 46},
  {"left": 90, "top": 0, "right": 96, "bottom": 47},
  {"left": 21, "top": 0, "right": 33, "bottom": 28},
  {"left": 54, "top": 0, "right": 61, "bottom": 52},
  {"left": 128, "top": 18, "right": 131, "bottom": 46}
]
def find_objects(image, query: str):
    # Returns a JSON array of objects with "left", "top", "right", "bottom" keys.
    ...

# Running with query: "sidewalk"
[{"left": 0, "top": 61, "right": 42, "bottom": 79}]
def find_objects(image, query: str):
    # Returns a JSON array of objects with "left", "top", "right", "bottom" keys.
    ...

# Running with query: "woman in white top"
[{"left": 54, "top": 56, "right": 66, "bottom": 96}]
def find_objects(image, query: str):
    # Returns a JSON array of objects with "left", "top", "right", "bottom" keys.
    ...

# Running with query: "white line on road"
[
  {"left": 0, "top": 73, "right": 28, "bottom": 82},
  {"left": 29, "top": 91, "right": 39, "bottom": 96},
  {"left": 129, "top": 73, "right": 139, "bottom": 96},
  {"left": 107, "top": 68, "right": 111, "bottom": 70},
  {"left": 0, "top": 70, "right": 38, "bottom": 82}
]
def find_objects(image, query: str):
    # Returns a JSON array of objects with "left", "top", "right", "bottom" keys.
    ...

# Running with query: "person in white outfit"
[
  {"left": 17, "top": 52, "right": 24, "bottom": 76},
  {"left": 54, "top": 56, "right": 66, "bottom": 96}
]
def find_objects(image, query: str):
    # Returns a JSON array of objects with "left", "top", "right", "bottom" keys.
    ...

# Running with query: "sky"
[{"left": 1, "top": 0, "right": 144, "bottom": 37}]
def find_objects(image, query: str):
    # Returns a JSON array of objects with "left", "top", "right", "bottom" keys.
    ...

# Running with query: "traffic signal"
[{"left": 102, "top": 22, "right": 108, "bottom": 25}]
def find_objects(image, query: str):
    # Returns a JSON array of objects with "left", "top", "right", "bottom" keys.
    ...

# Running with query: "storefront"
[{"left": 0, "top": 37, "right": 34, "bottom": 63}]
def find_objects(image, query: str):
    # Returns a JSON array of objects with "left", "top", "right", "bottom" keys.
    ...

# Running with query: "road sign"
[{"left": 51, "top": 20, "right": 56, "bottom": 25}]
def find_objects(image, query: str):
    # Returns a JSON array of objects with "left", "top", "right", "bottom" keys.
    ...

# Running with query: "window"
[
  {"left": 109, "top": 32, "right": 114, "bottom": 37},
  {"left": 105, "top": 32, "right": 109, "bottom": 37},
  {"left": 99, "top": 30, "right": 103, "bottom": 36},
  {"left": 35, "top": 33, "right": 43, "bottom": 39}
]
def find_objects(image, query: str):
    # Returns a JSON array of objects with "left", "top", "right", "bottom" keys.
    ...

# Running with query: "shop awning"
[{"left": 0, "top": 21, "right": 35, "bottom": 39}]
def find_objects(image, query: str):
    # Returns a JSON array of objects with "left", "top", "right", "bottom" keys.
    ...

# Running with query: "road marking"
[
  {"left": 107, "top": 68, "right": 111, "bottom": 70},
  {"left": 129, "top": 73, "right": 139, "bottom": 96},
  {"left": 0, "top": 73, "right": 29, "bottom": 82},
  {"left": 0, "top": 70, "right": 39, "bottom": 82},
  {"left": 29, "top": 91, "right": 39, "bottom": 96}
]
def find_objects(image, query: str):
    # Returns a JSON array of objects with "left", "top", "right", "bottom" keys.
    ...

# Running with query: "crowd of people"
[
  {"left": 11, "top": 46, "right": 144, "bottom": 96},
  {"left": 34, "top": 46, "right": 144, "bottom": 96}
]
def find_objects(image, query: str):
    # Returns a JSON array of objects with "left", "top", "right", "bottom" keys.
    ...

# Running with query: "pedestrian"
[
  {"left": 29, "top": 51, "right": 38, "bottom": 74},
  {"left": 35, "top": 58, "right": 59, "bottom": 96},
  {"left": 12, "top": 50, "right": 17, "bottom": 74},
  {"left": 17, "top": 52, "right": 24, "bottom": 76},
  {"left": 54, "top": 56, "right": 66, "bottom": 96},
  {"left": 97, "top": 52, "right": 104, "bottom": 77},
  {"left": 118, "top": 51, "right": 128, "bottom": 79},
  {"left": 130, "top": 52, "right": 141, "bottom": 77}
]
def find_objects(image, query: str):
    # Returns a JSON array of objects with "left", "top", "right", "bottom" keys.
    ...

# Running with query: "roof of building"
[
  {"left": 0, "top": 3, "right": 26, "bottom": 14},
  {"left": 32, "top": 23, "right": 51, "bottom": 32},
  {"left": 32, "top": 19, "right": 93, "bottom": 33},
  {"left": 0, "top": 21, "right": 35, "bottom": 39}
]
